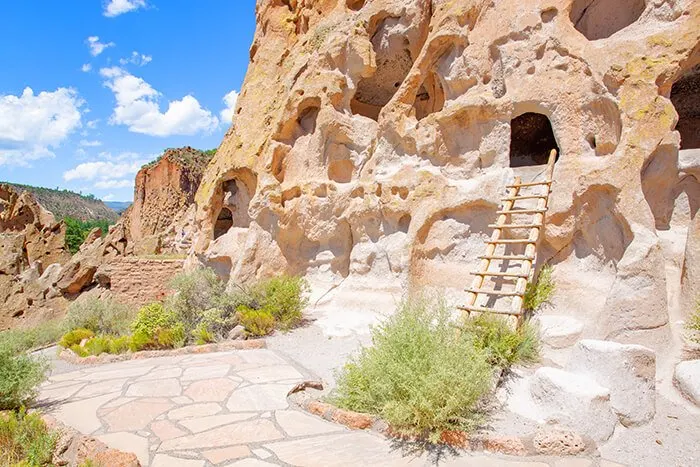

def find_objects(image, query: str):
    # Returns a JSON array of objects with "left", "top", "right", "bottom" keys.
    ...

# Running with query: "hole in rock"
[
  {"left": 509, "top": 113, "right": 560, "bottom": 167},
  {"left": 351, "top": 16, "right": 414, "bottom": 121},
  {"left": 671, "top": 65, "right": 700, "bottom": 150},
  {"left": 214, "top": 208, "right": 233, "bottom": 240},
  {"left": 570, "top": 0, "right": 646, "bottom": 40},
  {"left": 328, "top": 159, "right": 355, "bottom": 183},
  {"left": 413, "top": 72, "right": 445, "bottom": 120},
  {"left": 213, "top": 179, "right": 252, "bottom": 239},
  {"left": 347, "top": 0, "right": 365, "bottom": 11},
  {"left": 398, "top": 214, "right": 411, "bottom": 232}
]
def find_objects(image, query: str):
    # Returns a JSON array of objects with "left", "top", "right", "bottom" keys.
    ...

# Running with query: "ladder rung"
[
  {"left": 507, "top": 181, "right": 552, "bottom": 188},
  {"left": 472, "top": 271, "right": 529, "bottom": 278},
  {"left": 466, "top": 288, "right": 521, "bottom": 297},
  {"left": 458, "top": 305, "right": 522, "bottom": 316},
  {"left": 486, "top": 239, "right": 536, "bottom": 244},
  {"left": 497, "top": 208, "right": 547, "bottom": 215},
  {"left": 478, "top": 254, "right": 535, "bottom": 261},
  {"left": 489, "top": 223, "right": 543, "bottom": 229},
  {"left": 502, "top": 194, "right": 550, "bottom": 201}
]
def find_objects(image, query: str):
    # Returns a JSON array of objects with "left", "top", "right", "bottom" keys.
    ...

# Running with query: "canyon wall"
[{"left": 190, "top": 0, "right": 700, "bottom": 343}]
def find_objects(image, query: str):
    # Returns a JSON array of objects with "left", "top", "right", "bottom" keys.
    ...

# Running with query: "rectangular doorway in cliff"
[
  {"left": 509, "top": 112, "right": 560, "bottom": 168},
  {"left": 671, "top": 64, "right": 700, "bottom": 150}
]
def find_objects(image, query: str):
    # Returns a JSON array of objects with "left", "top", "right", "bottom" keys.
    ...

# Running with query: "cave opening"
[
  {"left": 214, "top": 208, "right": 233, "bottom": 240},
  {"left": 413, "top": 72, "right": 445, "bottom": 120},
  {"left": 671, "top": 65, "right": 700, "bottom": 150},
  {"left": 213, "top": 179, "right": 252, "bottom": 240},
  {"left": 509, "top": 113, "right": 560, "bottom": 167},
  {"left": 350, "top": 16, "right": 414, "bottom": 121},
  {"left": 570, "top": 0, "right": 646, "bottom": 40}
]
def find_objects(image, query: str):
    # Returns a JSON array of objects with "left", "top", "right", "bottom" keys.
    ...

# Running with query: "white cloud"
[
  {"left": 220, "top": 90, "right": 239, "bottom": 124},
  {"left": 94, "top": 179, "right": 133, "bottom": 189},
  {"left": 86, "top": 36, "right": 115, "bottom": 57},
  {"left": 104, "top": 0, "right": 147, "bottom": 17},
  {"left": 102, "top": 193, "right": 117, "bottom": 201},
  {"left": 100, "top": 67, "right": 219, "bottom": 137},
  {"left": 86, "top": 119, "right": 100, "bottom": 129},
  {"left": 81, "top": 63, "right": 92, "bottom": 72},
  {"left": 79, "top": 139, "right": 102, "bottom": 147},
  {"left": 119, "top": 51, "right": 152, "bottom": 67},
  {"left": 63, "top": 157, "right": 147, "bottom": 192},
  {"left": 0, "top": 87, "right": 83, "bottom": 166}
]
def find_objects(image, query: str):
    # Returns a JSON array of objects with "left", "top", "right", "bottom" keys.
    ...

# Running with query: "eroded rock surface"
[{"left": 187, "top": 0, "right": 700, "bottom": 345}]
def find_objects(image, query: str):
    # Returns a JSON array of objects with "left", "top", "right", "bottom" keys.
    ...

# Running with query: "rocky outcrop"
[
  {"left": 0, "top": 184, "right": 71, "bottom": 328},
  {"left": 121, "top": 147, "right": 213, "bottom": 256},
  {"left": 186, "top": 0, "right": 700, "bottom": 345}
]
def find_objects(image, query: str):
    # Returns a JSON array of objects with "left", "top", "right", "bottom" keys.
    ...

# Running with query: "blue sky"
[{"left": 0, "top": 0, "right": 256, "bottom": 202}]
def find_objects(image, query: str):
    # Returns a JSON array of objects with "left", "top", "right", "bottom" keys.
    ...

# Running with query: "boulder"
[
  {"left": 674, "top": 360, "right": 700, "bottom": 406},
  {"left": 57, "top": 260, "right": 97, "bottom": 295},
  {"left": 228, "top": 325, "right": 246, "bottom": 340},
  {"left": 532, "top": 427, "right": 586, "bottom": 456},
  {"left": 536, "top": 315, "right": 584, "bottom": 348},
  {"left": 530, "top": 367, "right": 618, "bottom": 442},
  {"left": 566, "top": 339, "right": 656, "bottom": 426}
]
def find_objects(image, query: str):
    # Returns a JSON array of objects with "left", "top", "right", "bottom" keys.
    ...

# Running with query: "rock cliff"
[
  {"left": 122, "top": 147, "right": 213, "bottom": 255},
  {"left": 189, "top": 0, "right": 700, "bottom": 347},
  {"left": 0, "top": 184, "right": 71, "bottom": 326}
]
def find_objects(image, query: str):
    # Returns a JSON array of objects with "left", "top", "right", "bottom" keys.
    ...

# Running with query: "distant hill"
[
  {"left": 104, "top": 201, "right": 132, "bottom": 215},
  {"left": 2, "top": 182, "right": 119, "bottom": 222}
]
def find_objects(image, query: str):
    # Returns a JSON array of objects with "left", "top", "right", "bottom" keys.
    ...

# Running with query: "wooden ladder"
[{"left": 459, "top": 149, "right": 557, "bottom": 322}]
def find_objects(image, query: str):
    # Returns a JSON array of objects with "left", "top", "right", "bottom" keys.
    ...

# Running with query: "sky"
[{"left": 0, "top": 0, "right": 256, "bottom": 202}]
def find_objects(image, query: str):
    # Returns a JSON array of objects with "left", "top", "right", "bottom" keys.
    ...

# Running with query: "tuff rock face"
[
  {"left": 122, "top": 147, "right": 212, "bottom": 256},
  {"left": 189, "top": 0, "right": 700, "bottom": 343},
  {"left": 0, "top": 184, "right": 71, "bottom": 327}
]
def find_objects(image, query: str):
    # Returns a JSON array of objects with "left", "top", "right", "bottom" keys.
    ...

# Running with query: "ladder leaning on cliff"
[{"left": 459, "top": 149, "right": 557, "bottom": 325}]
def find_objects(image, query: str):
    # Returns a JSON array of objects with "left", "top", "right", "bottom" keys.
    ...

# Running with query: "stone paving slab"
[{"left": 39, "top": 348, "right": 616, "bottom": 466}]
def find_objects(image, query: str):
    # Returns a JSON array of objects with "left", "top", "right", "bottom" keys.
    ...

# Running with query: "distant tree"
[{"left": 63, "top": 217, "right": 114, "bottom": 254}]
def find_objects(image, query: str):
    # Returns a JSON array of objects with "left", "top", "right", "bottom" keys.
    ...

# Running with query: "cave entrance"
[
  {"left": 213, "top": 179, "right": 252, "bottom": 240},
  {"left": 671, "top": 65, "right": 700, "bottom": 150},
  {"left": 509, "top": 113, "right": 560, "bottom": 167},
  {"left": 570, "top": 0, "right": 646, "bottom": 40},
  {"left": 350, "top": 16, "right": 414, "bottom": 121}
]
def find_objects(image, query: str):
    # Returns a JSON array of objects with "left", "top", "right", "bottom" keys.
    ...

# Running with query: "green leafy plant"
[
  {"left": 65, "top": 297, "right": 134, "bottom": 336},
  {"left": 0, "top": 319, "right": 66, "bottom": 355},
  {"left": 0, "top": 349, "right": 49, "bottom": 410},
  {"left": 523, "top": 264, "right": 555, "bottom": 312},
  {"left": 238, "top": 306, "right": 276, "bottom": 337},
  {"left": 130, "top": 303, "right": 185, "bottom": 351},
  {"left": 253, "top": 276, "right": 310, "bottom": 330},
  {"left": 106, "top": 335, "right": 132, "bottom": 354},
  {"left": 58, "top": 328, "right": 95, "bottom": 349},
  {"left": 167, "top": 268, "right": 241, "bottom": 334},
  {"left": 192, "top": 323, "right": 216, "bottom": 345},
  {"left": 63, "top": 217, "right": 113, "bottom": 254},
  {"left": 331, "top": 298, "right": 493, "bottom": 441},
  {"left": 461, "top": 314, "right": 540, "bottom": 369},
  {"left": 0, "top": 409, "right": 57, "bottom": 466}
]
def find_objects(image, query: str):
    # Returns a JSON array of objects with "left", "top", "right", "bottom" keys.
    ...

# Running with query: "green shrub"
[
  {"left": 58, "top": 328, "right": 95, "bottom": 349},
  {"left": 461, "top": 314, "right": 540, "bottom": 369},
  {"left": 331, "top": 298, "right": 493, "bottom": 440},
  {"left": 192, "top": 323, "right": 216, "bottom": 345},
  {"left": 253, "top": 276, "right": 310, "bottom": 330},
  {"left": 686, "top": 300, "right": 700, "bottom": 344},
  {"left": 0, "top": 320, "right": 66, "bottom": 355},
  {"left": 0, "top": 409, "right": 57, "bottom": 466},
  {"left": 238, "top": 306, "right": 276, "bottom": 337},
  {"left": 65, "top": 297, "right": 134, "bottom": 336},
  {"left": 0, "top": 349, "right": 49, "bottom": 410},
  {"left": 64, "top": 216, "right": 113, "bottom": 254},
  {"left": 106, "top": 335, "right": 131, "bottom": 354},
  {"left": 197, "top": 307, "right": 238, "bottom": 340},
  {"left": 130, "top": 303, "right": 185, "bottom": 351},
  {"left": 167, "top": 268, "right": 229, "bottom": 328},
  {"left": 69, "top": 344, "right": 90, "bottom": 358},
  {"left": 523, "top": 264, "right": 555, "bottom": 312}
]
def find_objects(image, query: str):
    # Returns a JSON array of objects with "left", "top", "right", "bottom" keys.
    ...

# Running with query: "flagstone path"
[{"left": 39, "top": 348, "right": 615, "bottom": 466}]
